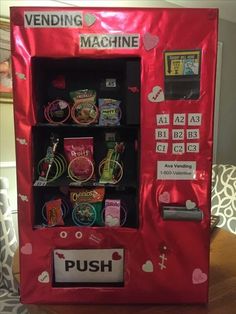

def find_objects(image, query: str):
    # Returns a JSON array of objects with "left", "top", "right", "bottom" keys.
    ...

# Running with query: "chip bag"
[
  {"left": 45, "top": 199, "right": 64, "bottom": 226},
  {"left": 98, "top": 98, "right": 121, "bottom": 126},
  {"left": 70, "top": 89, "right": 98, "bottom": 125},
  {"left": 64, "top": 137, "right": 95, "bottom": 182},
  {"left": 99, "top": 142, "right": 125, "bottom": 184},
  {"left": 70, "top": 187, "right": 105, "bottom": 226}
]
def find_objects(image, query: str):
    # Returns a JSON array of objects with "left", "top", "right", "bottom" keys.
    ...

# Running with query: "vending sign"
[{"left": 54, "top": 249, "right": 124, "bottom": 283}]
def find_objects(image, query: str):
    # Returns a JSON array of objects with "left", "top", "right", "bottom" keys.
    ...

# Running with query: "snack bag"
[
  {"left": 104, "top": 199, "right": 121, "bottom": 227},
  {"left": 70, "top": 187, "right": 105, "bottom": 226},
  {"left": 64, "top": 137, "right": 95, "bottom": 182},
  {"left": 98, "top": 98, "right": 121, "bottom": 126},
  {"left": 70, "top": 89, "right": 98, "bottom": 125},
  {"left": 36, "top": 133, "right": 59, "bottom": 183},
  {"left": 45, "top": 199, "right": 64, "bottom": 226},
  {"left": 99, "top": 142, "right": 125, "bottom": 184}
]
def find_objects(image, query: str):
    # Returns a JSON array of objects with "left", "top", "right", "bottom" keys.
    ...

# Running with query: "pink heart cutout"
[
  {"left": 143, "top": 32, "right": 159, "bottom": 51},
  {"left": 112, "top": 252, "right": 122, "bottom": 261},
  {"left": 192, "top": 268, "right": 207, "bottom": 284},
  {"left": 159, "top": 192, "right": 170, "bottom": 203},
  {"left": 21, "top": 243, "right": 32, "bottom": 255}
]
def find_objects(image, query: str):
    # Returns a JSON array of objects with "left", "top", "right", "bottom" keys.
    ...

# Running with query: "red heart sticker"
[
  {"left": 112, "top": 251, "right": 122, "bottom": 260},
  {"left": 52, "top": 75, "right": 65, "bottom": 89}
]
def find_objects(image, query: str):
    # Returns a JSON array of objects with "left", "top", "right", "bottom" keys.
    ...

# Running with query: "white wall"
[{"left": 217, "top": 19, "right": 236, "bottom": 164}]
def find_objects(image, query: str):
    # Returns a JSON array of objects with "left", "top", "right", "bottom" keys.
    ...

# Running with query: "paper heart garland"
[
  {"left": 143, "top": 32, "right": 159, "bottom": 51},
  {"left": 38, "top": 271, "right": 50, "bottom": 283},
  {"left": 84, "top": 13, "right": 96, "bottom": 27},
  {"left": 192, "top": 268, "right": 207, "bottom": 284},
  {"left": 142, "top": 260, "right": 154, "bottom": 273},
  {"left": 186, "top": 200, "right": 196, "bottom": 209},
  {"left": 21, "top": 243, "right": 32, "bottom": 255},
  {"left": 148, "top": 86, "right": 165, "bottom": 102},
  {"left": 159, "top": 191, "right": 170, "bottom": 203}
]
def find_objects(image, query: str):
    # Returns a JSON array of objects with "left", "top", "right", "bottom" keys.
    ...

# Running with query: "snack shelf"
[
  {"left": 36, "top": 123, "right": 139, "bottom": 129},
  {"left": 33, "top": 180, "right": 138, "bottom": 189}
]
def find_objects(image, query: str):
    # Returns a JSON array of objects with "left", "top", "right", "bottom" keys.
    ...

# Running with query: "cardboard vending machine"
[{"left": 11, "top": 7, "right": 218, "bottom": 304}]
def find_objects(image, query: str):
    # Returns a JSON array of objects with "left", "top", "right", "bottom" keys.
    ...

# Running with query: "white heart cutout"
[
  {"left": 142, "top": 260, "right": 154, "bottom": 273},
  {"left": 84, "top": 13, "right": 96, "bottom": 27},
  {"left": 38, "top": 271, "right": 50, "bottom": 283},
  {"left": 186, "top": 200, "right": 196, "bottom": 209},
  {"left": 148, "top": 86, "right": 165, "bottom": 103}
]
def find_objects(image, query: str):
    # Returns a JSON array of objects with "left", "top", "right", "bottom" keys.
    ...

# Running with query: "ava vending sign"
[{"left": 53, "top": 249, "right": 124, "bottom": 283}]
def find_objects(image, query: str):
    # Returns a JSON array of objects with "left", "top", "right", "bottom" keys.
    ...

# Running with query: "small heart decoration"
[
  {"left": 84, "top": 13, "right": 96, "bottom": 27},
  {"left": 112, "top": 251, "right": 122, "bottom": 261},
  {"left": 16, "top": 72, "right": 26, "bottom": 80},
  {"left": 142, "top": 260, "right": 154, "bottom": 273},
  {"left": 38, "top": 271, "right": 50, "bottom": 283},
  {"left": 18, "top": 194, "right": 28, "bottom": 202},
  {"left": 186, "top": 200, "right": 196, "bottom": 209},
  {"left": 159, "top": 191, "right": 170, "bottom": 203},
  {"left": 58, "top": 100, "right": 68, "bottom": 109},
  {"left": 192, "top": 268, "right": 207, "bottom": 284},
  {"left": 148, "top": 86, "right": 164, "bottom": 103},
  {"left": 21, "top": 243, "right": 32, "bottom": 255},
  {"left": 143, "top": 32, "right": 159, "bottom": 51},
  {"left": 52, "top": 75, "right": 65, "bottom": 89}
]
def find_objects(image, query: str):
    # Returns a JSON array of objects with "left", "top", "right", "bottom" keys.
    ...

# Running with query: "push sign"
[{"left": 53, "top": 249, "right": 124, "bottom": 284}]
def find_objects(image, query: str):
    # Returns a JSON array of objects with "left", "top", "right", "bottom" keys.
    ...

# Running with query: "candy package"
[
  {"left": 98, "top": 98, "right": 121, "bottom": 126},
  {"left": 99, "top": 142, "right": 125, "bottom": 184},
  {"left": 70, "top": 187, "right": 105, "bottom": 226},
  {"left": 45, "top": 199, "right": 64, "bottom": 226},
  {"left": 64, "top": 137, "right": 95, "bottom": 182},
  {"left": 104, "top": 199, "right": 121, "bottom": 227},
  {"left": 70, "top": 89, "right": 98, "bottom": 125}
]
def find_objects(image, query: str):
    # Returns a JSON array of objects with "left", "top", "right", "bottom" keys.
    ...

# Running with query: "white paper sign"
[
  {"left": 156, "top": 114, "right": 170, "bottom": 125},
  {"left": 172, "top": 143, "right": 185, "bottom": 154},
  {"left": 186, "top": 129, "right": 200, "bottom": 139},
  {"left": 186, "top": 143, "right": 199, "bottom": 153},
  {"left": 172, "top": 129, "right": 184, "bottom": 140},
  {"left": 157, "top": 161, "right": 196, "bottom": 180},
  {"left": 24, "top": 11, "right": 83, "bottom": 28},
  {"left": 155, "top": 128, "right": 169, "bottom": 140},
  {"left": 156, "top": 142, "right": 168, "bottom": 153},
  {"left": 54, "top": 249, "right": 124, "bottom": 283},
  {"left": 79, "top": 34, "right": 140, "bottom": 49},
  {"left": 188, "top": 113, "right": 202, "bottom": 126},
  {"left": 173, "top": 113, "right": 186, "bottom": 125}
]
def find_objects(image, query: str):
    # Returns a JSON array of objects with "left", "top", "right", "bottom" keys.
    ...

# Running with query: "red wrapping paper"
[{"left": 11, "top": 7, "right": 218, "bottom": 304}]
